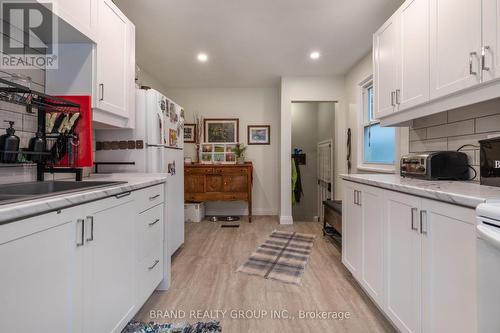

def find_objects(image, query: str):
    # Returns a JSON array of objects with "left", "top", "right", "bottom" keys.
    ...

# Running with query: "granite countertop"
[
  {"left": 341, "top": 173, "right": 500, "bottom": 209},
  {"left": 0, "top": 173, "right": 168, "bottom": 224}
]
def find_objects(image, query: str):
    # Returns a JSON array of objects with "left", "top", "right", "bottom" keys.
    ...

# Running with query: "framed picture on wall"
[
  {"left": 248, "top": 125, "right": 271, "bottom": 145},
  {"left": 204, "top": 118, "right": 239, "bottom": 143},
  {"left": 184, "top": 124, "right": 197, "bottom": 143}
]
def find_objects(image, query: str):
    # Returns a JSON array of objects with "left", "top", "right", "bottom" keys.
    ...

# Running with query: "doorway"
[{"left": 291, "top": 102, "right": 335, "bottom": 222}]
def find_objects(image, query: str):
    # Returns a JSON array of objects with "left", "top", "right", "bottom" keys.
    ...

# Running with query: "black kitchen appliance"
[
  {"left": 400, "top": 152, "right": 469, "bottom": 180},
  {"left": 0, "top": 121, "right": 20, "bottom": 163},
  {"left": 479, "top": 137, "right": 500, "bottom": 186}
]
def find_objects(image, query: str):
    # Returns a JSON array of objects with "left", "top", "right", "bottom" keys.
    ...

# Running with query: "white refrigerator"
[{"left": 94, "top": 88, "right": 185, "bottom": 274}]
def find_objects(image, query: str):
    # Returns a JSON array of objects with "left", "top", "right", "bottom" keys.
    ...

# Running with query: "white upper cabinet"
[
  {"left": 374, "top": 13, "right": 399, "bottom": 118},
  {"left": 429, "top": 0, "right": 482, "bottom": 99},
  {"left": 95, "top": 0, "right": 130, "bottom": 121},
  {"left": 482, "top": 0, "right": 500, "bottom": 82},
  {"left": 397, "top": 0, "right": 430, "bottom": 111}
]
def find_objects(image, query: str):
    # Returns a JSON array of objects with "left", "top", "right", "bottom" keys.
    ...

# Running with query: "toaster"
[{"left": 400, "top": 152, "right": 469, "bottom": 180}]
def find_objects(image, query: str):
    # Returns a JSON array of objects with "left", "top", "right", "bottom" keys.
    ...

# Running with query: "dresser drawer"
[
  {"left": 214, "top": 167, "right": 248, "bottom": 175},
  {"left": 135, "top": 184, "right": 165, "bottom": 213},
  {"left": 185, "top": 167, "right": 214, "bottom": 174},
  {"left": 137, "top": 204, "right": 164, "bottom": 260},
  {"left": 138, "top": 241, "right": 164, "bottom": 305}
]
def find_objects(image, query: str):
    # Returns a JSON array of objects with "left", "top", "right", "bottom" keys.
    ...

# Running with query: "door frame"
[{"left": 317, "top": 139, "right": 334, "bottom": 222}]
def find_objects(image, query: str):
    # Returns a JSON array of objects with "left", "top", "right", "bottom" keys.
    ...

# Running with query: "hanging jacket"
[{"left": 292, "top": 158, "right": 303, "bottom": 204}]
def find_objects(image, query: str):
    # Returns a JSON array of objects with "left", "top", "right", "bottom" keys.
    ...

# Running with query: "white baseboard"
[
  {"left": 205, "top": 208, "right": 279, "bottom": 216},
  {"left": 279, "top": 216, "right": 293, "bottom": 225}
]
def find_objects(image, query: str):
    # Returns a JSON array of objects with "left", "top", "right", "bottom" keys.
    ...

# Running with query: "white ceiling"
[{"left": 115, "top": 0, "right": 403, "bottom": 88}]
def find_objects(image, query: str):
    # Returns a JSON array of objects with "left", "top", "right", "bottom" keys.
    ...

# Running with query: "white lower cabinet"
[
  {"left": 0, "top": 208, "right": 84, "bottom": 333},
  {"left": 0, "top": 184, "right": 167, "bottom": 333},
  {"left": 83, "top": 194, "right": 136, "bottom": 333},
  {"left": 342, "top": 182, "right": 362, "bottom": 278},
  {"left": 342, "top": 180, "right": 477, "bottom": 333}
]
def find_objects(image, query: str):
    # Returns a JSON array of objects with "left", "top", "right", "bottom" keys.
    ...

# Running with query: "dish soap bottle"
[
  {"left": 0, "top": 121, "right": 20, "bottom": 163},
  {"left": 28, "top": 128, "right": 46, "bottom": 163}
]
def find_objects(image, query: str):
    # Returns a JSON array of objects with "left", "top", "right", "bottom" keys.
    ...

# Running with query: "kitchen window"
[{"left": 358, "top": 75, "right": 396, "bottom": 172}]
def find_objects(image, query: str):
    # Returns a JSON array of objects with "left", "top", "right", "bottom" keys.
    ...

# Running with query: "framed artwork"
[
  {"left": 204, "top": 118, "right": 239, "bottom": 143},
  {"left": 184, "top": 124, "right": 197, "bottom": 143},
  {"left": 248, "top": 125, "right": 271, "bottom": 145}
]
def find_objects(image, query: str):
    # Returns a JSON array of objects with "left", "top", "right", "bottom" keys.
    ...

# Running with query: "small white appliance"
[
  {"left": 476, "top": 202, "right": 500, "bottom": 333},
  {"left": 94, "top": 88, "right": 185, "bottom": 289}
]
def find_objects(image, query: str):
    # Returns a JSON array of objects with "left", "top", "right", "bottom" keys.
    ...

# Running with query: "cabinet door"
[
  {"left": 429, "top": 0, "right": 482, "bottom": 99},
  {"left": 483, "top": 0, "right": 500, "bottom": 82},
  {"left": 342, "top": 182, "right": 362, "bottom": 278},
  {"left": 206, "top": 175, "right": 223, "bottom": 192},
  {"left": 185, "top": 174, "right": 205, "bottom": 193},
  {"left": 84, "top": 198, "right": 135, "bottom": 333},
  {"left": 96, "top": 0, "right": 129, "bottom": 118},
  {"left": 223, "top": 175, "right": 248, "bottom": 192},
  {"left": 56, "top": 0, "right": 98, "bottom": 41},
  {"left": 420, "top": 199, "right": 477, "bottom": 333},
  {"left": 0, "top": 209, "right": 84, "bottom": 333},
  {"left": 374, "top": 13, "right": 398, "bottom": 118},
  {"left": 385, "top": 191, "right": 421, "bottom": 333},
  {"left": 397, "top": 0, "right": 430, "bottom": 111},
  {"left": 360, "top": 185, "right": 384, "bottom": 307}
]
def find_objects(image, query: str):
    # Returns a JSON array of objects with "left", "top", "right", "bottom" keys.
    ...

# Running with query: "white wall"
[
  {"left": 280, "top": 76, "right": 347, "bottom": 224},
  {"left": 166, "top": 87, "right": 280, "bottom": 216}
]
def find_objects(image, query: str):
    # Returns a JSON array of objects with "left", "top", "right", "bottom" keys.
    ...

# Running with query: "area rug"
[
  {"left": 237, "top": 230, "right": 315, "bottom": 285},
  {"left": 122, "top": 320, "right": 221, "bottom": 333}
]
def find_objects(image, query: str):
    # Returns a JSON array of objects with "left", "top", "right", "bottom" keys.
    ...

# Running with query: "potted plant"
[{"left": 234, "top": 144, "right": 247, "bottom": 164}]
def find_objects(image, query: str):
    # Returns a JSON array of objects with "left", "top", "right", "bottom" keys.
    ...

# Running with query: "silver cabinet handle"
[
  {"left": 482, "top": 46, "right": 491, "bottom": 71},
  {"left": 148, "top": 218, "right": 160, "bottom": 226},
  {"left": 420, "top": 210, "right": 428, "bottom": 235},
  {"left": 149, "top": 194, "right": 160, "bottom": 201},
  {"left": 469, "top": 51, "right": 478, "bottom": 75},
  {"left": 357, "top": 191, "right": 362, "bottom": 206},
  {"left": 411, "top": 208, "right": 419, "bottom": 231},
  {"left": 86, "top": 216, "right": 94, "bottom": 242},
  {"left": 391, "top": 91, "right": 395, "bottom": 106},
  {"left": 115, "top": 191, "right": 131, "bottom": 199},
  {"left": 353, "top": 190, "right": 357, "bottom": 205},
  {"left": 396, "top": 89, "right": 401, "bottom": 105},
  {"left": 76, "top": 218, "right": 85, "bottom": 247},
  {"left": 99, "top": 83, "right": 104, "bottom": 101},
  {"left": 148, "top": 259, "right": 160, "bottom": 270}
]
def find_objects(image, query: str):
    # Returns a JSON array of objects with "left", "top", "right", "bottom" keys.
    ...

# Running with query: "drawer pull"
[
  {"left": 148, "top": 259, "right": 160, "bottom": 270},
  {"left": 149, "top": 194, "right": 160, "bottom": 201},
  {"left": 149, "top": 218, "right": 160, "bottom": 226},
  {"left": 115, "top": 191, "right": 131, "bottom": 199}
]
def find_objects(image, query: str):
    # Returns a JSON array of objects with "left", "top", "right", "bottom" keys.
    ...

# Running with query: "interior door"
[
  {"left": 96, "top": 0, "right": 128, "bottom": 117},
  {"left": 429, "top": 0, "right": 482, "bottom": 99},
  {"left": 397, "top": 0, "right": 430, "bottom": 111},
  {"left": 385, "top": 191, "right": 421, "bottom": 333},
  {"left": 342, "top": 182, "right": 362, "bottom": 278},
  {"left": 374, "top": 12, "right": 398, "bottom": 118},
  {"left": 420, "top": 199, "right": 477, "bottom": 333},
  {"left": 483, "top": 0, "right": 500, "bottom": 82},
  {"left": 84, "top": 198, "right": 135, "bottom": 333}
]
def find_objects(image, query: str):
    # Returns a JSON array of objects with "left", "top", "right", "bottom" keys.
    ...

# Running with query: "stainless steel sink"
[{"left": 0, "top": 181, "right": 127, "bottom": 205}]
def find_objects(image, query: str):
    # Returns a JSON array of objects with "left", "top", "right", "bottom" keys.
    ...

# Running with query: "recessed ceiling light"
[
  {"left": 310, "top": 51, "right": 321, "bottom": 60},
  {"left": 197, "top": 53, "right": 208, "bottom": 62}
]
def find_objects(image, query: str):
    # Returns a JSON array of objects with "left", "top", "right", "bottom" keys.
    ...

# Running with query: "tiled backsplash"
[{"left": 409, "top": 98, "right": 500, "bottom": 180}]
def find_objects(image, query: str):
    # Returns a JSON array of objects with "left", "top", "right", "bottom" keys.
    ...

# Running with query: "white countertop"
[
  {"left": 0, "top": 173, "right": 167, "bottom": 225},
  {"left": 341, "top": 173, "right": 500, "bottom": 209}
]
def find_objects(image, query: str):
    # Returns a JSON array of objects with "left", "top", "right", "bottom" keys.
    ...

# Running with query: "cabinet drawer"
[
  {"left": 214, "top": 167, "right": 248, "bottom": 175},
  {"left": 137, "top": 204, "right": 164, "bottom": 260},
  {"left": 185, "top": 167, "right": 214, "bottom": 174},
  {"left": 134, "top": 184, "right": 164, "bottom": 213},
  {"left": 138, "top": 241, "right": 163, "bottom": 305}
]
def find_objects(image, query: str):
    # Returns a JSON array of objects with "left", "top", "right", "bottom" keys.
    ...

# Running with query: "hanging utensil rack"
[{"left": 0, "top": 77, "right": 84, "bottom": 181}]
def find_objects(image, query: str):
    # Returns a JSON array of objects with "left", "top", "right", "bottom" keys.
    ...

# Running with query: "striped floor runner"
[{"left": 237, "top": 230, "right": 315, "bottom": 285}]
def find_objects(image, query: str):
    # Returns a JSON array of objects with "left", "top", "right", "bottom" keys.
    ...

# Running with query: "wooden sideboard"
[{"left": 184, "top": 163, "right": 253, "bottom": 222}]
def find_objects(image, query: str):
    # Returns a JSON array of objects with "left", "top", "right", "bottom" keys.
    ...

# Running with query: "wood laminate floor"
[{"left": 135, "top": 217, "right": 396, "bottom": 333}]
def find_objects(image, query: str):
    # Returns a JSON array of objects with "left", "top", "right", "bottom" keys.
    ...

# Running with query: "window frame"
[{"left": 357, "top": 74, "right": 398, "bottom": 173}]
